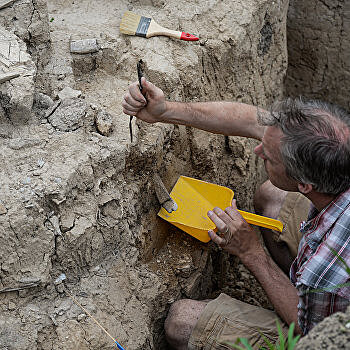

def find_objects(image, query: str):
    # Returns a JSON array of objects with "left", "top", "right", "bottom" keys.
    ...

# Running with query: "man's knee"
[
  {"left": 165, "top": 299, "right": 208, "bottom": 349},
  {"left": 254, "top": 180, "right": 287, "bottom": 218}
]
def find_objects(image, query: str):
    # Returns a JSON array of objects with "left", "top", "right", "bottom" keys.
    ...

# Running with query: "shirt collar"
[{"left": 300, "top": 188, "right": 350, "bottom": 250}]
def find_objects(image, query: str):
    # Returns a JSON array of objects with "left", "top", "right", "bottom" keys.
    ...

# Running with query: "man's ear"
[{"left": 298, "top": 183, "right": 313, "bottom": 194}]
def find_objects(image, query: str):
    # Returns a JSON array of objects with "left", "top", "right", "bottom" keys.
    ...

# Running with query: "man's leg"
[
  {"left": 164, "top": 299, "right": 209, "bottom": 350},
  {"left": 254, "top": 180, "right": 293, "bottom": 275},
  {"left": 165, "top": 294, "right": 289, "bottom": 350}
]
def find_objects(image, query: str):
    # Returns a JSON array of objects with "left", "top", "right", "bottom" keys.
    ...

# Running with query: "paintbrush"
[{"left": 120, "top": 11, "right": 199, "bottom": 41}]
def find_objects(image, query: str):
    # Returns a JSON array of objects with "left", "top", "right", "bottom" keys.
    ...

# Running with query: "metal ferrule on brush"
[{"left": 136, "top": 16, "right": 151, "bottom": 37}]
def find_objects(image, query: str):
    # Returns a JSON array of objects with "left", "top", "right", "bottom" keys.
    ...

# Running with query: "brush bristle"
[{"left": 120, "top": 11, "right": 142, "bottom": 35}]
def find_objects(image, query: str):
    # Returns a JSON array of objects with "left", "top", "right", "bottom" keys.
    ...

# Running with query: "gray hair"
[{"left": 258, "top": 97, "right": 350, "bottom": 195}]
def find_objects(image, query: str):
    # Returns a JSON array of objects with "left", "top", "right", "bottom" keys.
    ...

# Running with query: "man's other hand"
[
  {"left": 207, "top": 199, "right": 262, "bottom": 258},
  {"left": 122, "top": 77, "right": 167, "bottom": 124}
]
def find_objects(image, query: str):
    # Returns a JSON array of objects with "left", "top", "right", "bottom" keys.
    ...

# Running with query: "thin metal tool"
[
  {"left": 129, "top": 60, "right": 145, "bottom": 143},
  {"left": 137, "top": 59, "right": 144, "bottom": 90},
  {"left": 65, "top": 288, "right": 126, "bottom": 350},
  {"left": 129, "top": 116, "right": 133, "bottom": 143}
]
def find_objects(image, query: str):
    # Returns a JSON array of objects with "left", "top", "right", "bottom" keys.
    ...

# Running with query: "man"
[{"left": 122, "top": 78, "right": 350, "bottom": 349}]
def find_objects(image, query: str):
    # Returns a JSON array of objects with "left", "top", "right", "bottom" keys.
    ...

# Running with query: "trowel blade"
[{"left": 153, "top": 174, "right": 178, "bottom": 213}]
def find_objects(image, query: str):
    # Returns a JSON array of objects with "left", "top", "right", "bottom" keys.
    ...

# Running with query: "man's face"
[{"left": 254, "top": 126, "right": 298, "bottom": 191}]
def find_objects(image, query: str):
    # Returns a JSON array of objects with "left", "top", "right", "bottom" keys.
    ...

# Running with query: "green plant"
[
  {"left": 326, "top": 244, "right": 350, "bottom": 275},
  {"left": 309, "top": 244, "right": 350, "bottom": 293},
  {"left": 228, "top": 321, "right": 300, "bottom": 350}
]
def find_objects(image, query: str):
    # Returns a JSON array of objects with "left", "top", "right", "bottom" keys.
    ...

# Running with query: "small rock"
[
  {"left": 60, "top": 212, "right": 75, "bottom": 231},
  {"left": 55, "top": 284, "right": 65, "bottom": 294},
  {"left": 57, "top": 87, "right": 81, "bottom": 101},
  {"left": 70, "top": 38, "right": 99, "bottom": 54},
  {"left": 48, "top": 99, "right": 87, "bottom": 132},
  {"left": 37, "top": 159, "right": 45, "bottom": 168},
  {"left": 77, "top": 313, "right": 86, "bottom": 322},
  {"left": 19, "top": 277, "right": 41, "bottom": 285},
  {"left": 45, "top": 100, "right": 61, "bottom": 119},
  {"left": 49, "top": 314, "right": 58, "bottom": 326},
  {"left": 0, "top": 0, "right": 15, "bottom": 9},
  {"left": 0, "top": 70, "right": 20, "bottom": 83},
  {"left": 0, "top": 202, "right": 7, "bottom": 215},
  {"left": 48, "top": 214, "right": 62, "bottom": 236},
  {"left": 95, "top": 110, "right": 113, "bottom": 136},
  {"left": 8, "top": 301, "right": 16, "bottom": 311},
  {"left": 175, "top": 264, "right": 192, "bottom": 278},
  {"left": 33, "top": 92, "right": 54, "bottom": 111}
]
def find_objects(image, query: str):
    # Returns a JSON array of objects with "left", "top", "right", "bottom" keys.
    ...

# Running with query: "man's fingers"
[
  {"left": 122, "top": 90, "right": 146, "bottom": 117},
  {"left": 125, "top": 91, "right": 146, "bottom": 107},
  {"left": 122, "top": 99, "right": 142, "bottom": 112},
  {"left": 231, "top": 198, "right": 237, "bottom": 209},
  {"left": 143, "top": 79, "right": 164, "bottom": 100},
  {"left": 208, "top": 230, "right": 226, "bottom": 246},
  {"left": 122, "top": 101, "right": 142, "bottom": 116},
  {"left": 129, "top": 81, "right": 147, "bottom": 104},
  {"left": 225, "top": 199, "right": 243, "bottom": 221},
  {"left": 207, "top": 208, "right": 229, "bottom": 232},
  {"left": 122, "top": 108, "right": 137, "bottom": 116}
]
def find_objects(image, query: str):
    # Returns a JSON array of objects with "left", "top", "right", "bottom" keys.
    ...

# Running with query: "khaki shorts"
[
  {"left": 188, "top": 192, "right": 310, "bottom": 350},
  {"left": 274, "top": 192, "right": 310, "bottom": 258}
]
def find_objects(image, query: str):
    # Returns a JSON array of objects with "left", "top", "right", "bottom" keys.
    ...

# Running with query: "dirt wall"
[
  {"left": 0, "top": 0, "right": 289, "bottom": 348},
  {"left": 286, "top": 0, "right": 350, "bottom": 110}
]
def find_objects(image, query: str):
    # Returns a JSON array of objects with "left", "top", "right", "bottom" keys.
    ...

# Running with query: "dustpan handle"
[{"left": 238, "top": 210, "right": 283, "bottom": 232}]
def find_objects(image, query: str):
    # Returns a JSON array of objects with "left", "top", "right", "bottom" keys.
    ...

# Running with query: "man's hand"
[
  {"left": 209, "top": 199, "right": 301, "bottom": 332},
  {"left": 122, "top": 77, "right": 167, "bottom": 124},
  {"left": 207, "top": 199, "right": 263, "bottom": 259}
]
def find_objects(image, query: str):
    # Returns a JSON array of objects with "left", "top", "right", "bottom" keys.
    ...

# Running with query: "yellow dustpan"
[{"left": 158, "top": 176, "right": 283, "bottom": 243}]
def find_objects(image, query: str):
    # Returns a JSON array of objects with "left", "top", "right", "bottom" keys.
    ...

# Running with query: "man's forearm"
[
  {"left": 162, "top": 101, "right": 265, "bottom": 140},
  {"left": 241, "top": 249, "right": 302, "bottom": 334}
]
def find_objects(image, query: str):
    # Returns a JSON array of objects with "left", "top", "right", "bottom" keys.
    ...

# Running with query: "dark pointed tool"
[{"left": 129, "top": 59, "right": 145, "bottom": 143}]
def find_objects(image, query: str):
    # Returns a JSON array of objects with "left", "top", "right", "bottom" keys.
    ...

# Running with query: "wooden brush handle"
[{"left": 147, "top": 20, "right": 198, "bottom": 41}]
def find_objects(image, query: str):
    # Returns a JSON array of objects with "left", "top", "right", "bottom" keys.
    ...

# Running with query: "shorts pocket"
[{"left": 205, "top": 315, "right": 280, "bottom": 350}]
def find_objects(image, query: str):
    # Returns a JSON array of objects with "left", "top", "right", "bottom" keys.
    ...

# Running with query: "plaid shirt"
[{"left": 290, "top": 188, "right": 350, "bottom": 335}]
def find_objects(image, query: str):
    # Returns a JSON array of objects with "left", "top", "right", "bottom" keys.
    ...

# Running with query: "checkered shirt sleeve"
[
  {"left": 296, "top": 284, "right": 350, "bottom": 334},
  {"left": 290, "top": 188, "right": 350, "bottom": 334}
]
